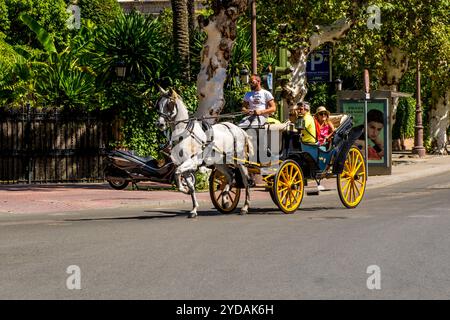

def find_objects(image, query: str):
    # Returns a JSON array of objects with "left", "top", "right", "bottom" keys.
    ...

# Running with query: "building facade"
[{"left": 117, "top": 0, "right": 203, "bottom": 15}]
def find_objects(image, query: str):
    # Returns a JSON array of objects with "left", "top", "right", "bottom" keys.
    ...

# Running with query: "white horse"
[{"left": 156, "top": 88, "right": 253, "bottom": 218}]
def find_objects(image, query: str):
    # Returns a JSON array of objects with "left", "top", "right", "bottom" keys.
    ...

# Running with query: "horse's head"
[{"left": 156, "top": 87, "right": 179, "bottom": 131}]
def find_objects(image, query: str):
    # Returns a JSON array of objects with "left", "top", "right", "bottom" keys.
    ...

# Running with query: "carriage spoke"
[
  {"left": 290, "top": 170, "right": 299, "bottom": 184},
  {"left": 343, "top": 180, "right": 351, "bottom": 199},
  {"left": 354, "top": 182, "right": 361, "bottom": 197},
  {"left": 355, "top": 179, "right": 364, "bottom": 187},
  {"left": 344, "top": 162, "right": 352, "bottom": 174},
  {"left": 280, "top": 189, "right": 289, "bottom": 204},
  {"left": 354, "top": 159, "right": 363, "bottom": 172},
  {"left": 277, "top": 179, "right": 288, "bottom": 187},
  {"left": 216, "top": 190, "right": 225, "bottom": 201},
  {"left": 352, "top": 184, "right": 358, "bottom": 202},
  {"left": 287, "top": 191, "right": 293, "bottom": 207},
  {"left": 281, "top": 170, "right": 289, "bottom": 184}
]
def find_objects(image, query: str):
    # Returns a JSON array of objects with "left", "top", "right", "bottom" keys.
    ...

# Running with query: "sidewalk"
[{"left": 0, "top": 153, "right": 449, "bottom": 215}]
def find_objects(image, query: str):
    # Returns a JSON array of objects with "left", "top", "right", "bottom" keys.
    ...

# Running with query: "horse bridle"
[{"left": 156, "top": 96, "right": 177, "bottom": 123}]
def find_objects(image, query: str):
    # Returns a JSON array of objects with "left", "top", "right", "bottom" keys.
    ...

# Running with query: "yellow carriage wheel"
[
  {"left": 337, "top": 147, "right": 366, "bottom": 208},
  {"left": 273, "top": 160, "right": 305, "bottom": 214},
  {"left": 209, "top": 168, "right": 241, "bottom": 214}
]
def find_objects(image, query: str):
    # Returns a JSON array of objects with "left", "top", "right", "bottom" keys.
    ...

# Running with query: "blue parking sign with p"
[{"left": 306, "top": 49, "right": 331, "bottom": 82}]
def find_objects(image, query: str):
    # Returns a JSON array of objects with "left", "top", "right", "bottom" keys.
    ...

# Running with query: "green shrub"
[
  {"left": 392, "top": 97, "right": 416, "bottom": 139},
  {"left": 194, "top": 169, "right": 210, "bottom": 192}
]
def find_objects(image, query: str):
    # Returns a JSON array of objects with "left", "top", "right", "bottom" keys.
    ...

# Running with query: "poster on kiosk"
[{"left": 339, "top": 99, "right": 390, "bottom": 169}]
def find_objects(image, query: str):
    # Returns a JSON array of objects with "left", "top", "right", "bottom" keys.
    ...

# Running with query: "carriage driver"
[{"left": 239, "top": 74, "right": 277, "bottom": 128}]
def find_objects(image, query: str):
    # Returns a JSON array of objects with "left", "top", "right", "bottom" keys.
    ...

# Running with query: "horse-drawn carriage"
[
  {"left": 209, "top": 114, "right": 367, "bottom": 214},
  {"left": 157, "top": 88, "right": 366, "bottom": 218}
]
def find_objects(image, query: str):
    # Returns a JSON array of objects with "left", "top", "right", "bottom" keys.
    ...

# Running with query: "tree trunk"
[
  {"left": 281, "top": 48, "right": 308, "bottom": 118},
  {"left": 187, "top": 0, "right": 196, "bottom": 35},
  {"left": 282, "top": 18, "right": 353, "bottom": 114},
  {"left": 430, "top": 87, "right": 449, "bottom": 155},
  {"left": 194, "top": 0, "right": 248, "bottom": 123},
  {"left": 172, "top": 0, "right": 190, "bottom": 80},
  {"left": 379, "top": 46, "right": 409, "bottom": 126}
]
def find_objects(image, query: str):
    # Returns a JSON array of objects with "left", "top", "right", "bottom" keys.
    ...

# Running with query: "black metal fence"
[{"left": 0, "top": 106, "right": 118, "bottom": 184}]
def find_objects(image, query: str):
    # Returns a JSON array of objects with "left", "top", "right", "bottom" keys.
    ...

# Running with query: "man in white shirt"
[{"left": 239, "top": 74, "right": 276, "bottom": 128}]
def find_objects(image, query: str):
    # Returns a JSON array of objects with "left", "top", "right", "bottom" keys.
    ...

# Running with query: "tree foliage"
[
  {"left": 257, "top": 0, "right": 359, "bottom": 50},
  {"left": 74, "top": 0, "right": 122, "bottom": 27},
  {"left": 0, "top": 0, "right": 69, "bottom": 49},
  {"left": 91, "top": 11, "right": 170, "bottom": 85}
]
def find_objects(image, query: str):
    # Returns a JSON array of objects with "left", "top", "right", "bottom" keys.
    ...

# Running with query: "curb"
[{"left": 367, "top": 156, "right": 450, "bottom": 190}]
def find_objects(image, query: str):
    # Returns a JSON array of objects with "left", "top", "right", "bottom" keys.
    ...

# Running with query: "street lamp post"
[
  {"left": 240, "top": 67, "right": 249, "bottom": 85},
  {"left": 413, "top": 60, "right": 426, "bottom": 157},
  {"left": 115, "top": 61, "right": 126, "bottom": 79},
  {"left": 250, "top": 0, "right": 257, "bottom": 74},
  {"left": 335, "top": 78, "right": 342, "bottom": 92}
]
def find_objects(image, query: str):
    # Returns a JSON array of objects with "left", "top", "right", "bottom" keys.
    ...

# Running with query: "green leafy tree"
[
  {"left": 1, "top": 0, "right": 70, "bottom": 49},
  {"left": 256, "top": 0, "right": 361, "bottom": 112},
  {"left": 90, "top": 11, "right": 177, "bottom": 156},
  {"left": 334, "top": 0, "right": 450, "bottom": 153},
  {"left": 91, "top": 11, "right": 169, "bottom": 84},
  {"left": 0, "top": 1, "right": 9, "bottom": 33},
  {"left": 74, "top": 0, "right": 122, "bottom": 27}
]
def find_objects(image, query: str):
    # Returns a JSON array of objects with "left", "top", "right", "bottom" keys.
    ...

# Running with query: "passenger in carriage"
[
  {"left": 295, "top": 102, "right": 325, "bottom": 191},
  {"left": 314, "top": 106, "right": 335, "bottom": 148},
  {"left": 295, "top": 101, "right": 317, "bottom": 144},
  {"left": 239, "top": 74, "right": 277, "bottom": 128}
]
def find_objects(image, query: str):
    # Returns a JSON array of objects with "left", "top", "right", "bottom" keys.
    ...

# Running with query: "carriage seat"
[
  {"left": 329, "top": 114, "right": 349, "bottom": 130},
  {"left": 265, "top": 121, "right": 291, "bottom": 132}
]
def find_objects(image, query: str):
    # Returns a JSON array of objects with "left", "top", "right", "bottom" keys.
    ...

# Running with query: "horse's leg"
[
  {"left": 184, "top": 172, "right": 199, "bottom": 218},
  {"left": 176, "top": 157, "right": 203, "bottom": 217},
  {"left": 215, "top": 164, "right": 233, "bottom": 210},
  {"left": 238, "top": 165, "right": 251, "bottom": 215},
  {"left": 175, "top": 158, "right": 198, "bottom": 194}
]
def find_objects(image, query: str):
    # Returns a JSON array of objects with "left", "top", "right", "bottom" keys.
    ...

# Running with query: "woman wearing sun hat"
[{"left": 314, "top": 106, "right": 335, "bottom": 146}]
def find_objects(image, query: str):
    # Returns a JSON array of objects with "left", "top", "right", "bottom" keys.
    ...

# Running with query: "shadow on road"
[
  {"left": 63, "top": 205, "right": 350, "bottom": 223},
  {"left": 65, "top": 213, "right": 179, "bottom": 222}
]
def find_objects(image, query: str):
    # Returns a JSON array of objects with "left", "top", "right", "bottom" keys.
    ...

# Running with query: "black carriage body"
[
  {"left": 279, "top": 115, "right": 362, "bottom": 178},
  {"left": 231, "top": 115, "right": 362, "bottom": 186}
]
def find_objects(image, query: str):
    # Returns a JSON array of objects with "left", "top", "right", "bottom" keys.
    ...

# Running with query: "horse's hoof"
[
  {"left": 222, "top": 200, "right": 231, "bottom": 209},
  {"left": 188, "top": 212, "right": 198, "bottom": 219},
  {"left": 239, "top": 209, "right": 248, "bottom": 215}
]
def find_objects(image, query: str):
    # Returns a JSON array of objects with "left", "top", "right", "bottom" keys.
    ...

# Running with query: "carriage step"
[
  {"left": 306, "top": 185, "right": 331, "bottom": 195},
  {"left": 306, "top": 189, "right": 320, "bottom": 196}
]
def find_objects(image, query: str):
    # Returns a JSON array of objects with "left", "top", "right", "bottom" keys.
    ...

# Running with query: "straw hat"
[{"left": 315, "top": 106, "right": 330, "bottom": 116}]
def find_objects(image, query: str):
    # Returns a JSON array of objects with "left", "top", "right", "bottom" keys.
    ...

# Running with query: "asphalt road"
[{"left": 1, "top": 172, "right": 450, "bottom": 300}]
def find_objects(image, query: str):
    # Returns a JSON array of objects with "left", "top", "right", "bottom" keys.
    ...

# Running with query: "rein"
[{"left": 157, "top": 111, "right": 245, "bottom": 126}]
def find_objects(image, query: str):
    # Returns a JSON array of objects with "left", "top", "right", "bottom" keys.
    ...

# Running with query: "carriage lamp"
[
  {"left": 335, "top": 78, "right": 342, "bottom": 91},
  {"left": 115, "top": 61, "right": 126, "bottom": 79},
  {"left": 240, "top": 67, "right": 249, "bottom": 85},
  {"left": 295, "top": 117, "right": 305, "bottom": 130}
]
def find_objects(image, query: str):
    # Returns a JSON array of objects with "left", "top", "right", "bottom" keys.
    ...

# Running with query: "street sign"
[{"left": 306, "top": 48, "right": 332, "bottom": 82}]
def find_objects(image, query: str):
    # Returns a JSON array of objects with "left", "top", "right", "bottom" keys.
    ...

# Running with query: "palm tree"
[
  {"left": 92, "top": 11, "right": 167, "bottom": 84},
  {"left": 171, "top": 0, "right": 190, "bottom": 80}
]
